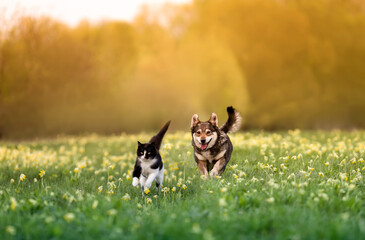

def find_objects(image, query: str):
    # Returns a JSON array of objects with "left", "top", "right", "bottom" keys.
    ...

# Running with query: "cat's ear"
[
  {"left": 137, "top": 141, "right": 142, "bottom": 146},
  {"left": 209, "top": 113, "right": 218, "bottom": 126},
  {"left": 191, "top": 114, "right": 200, "bottom": 128}
]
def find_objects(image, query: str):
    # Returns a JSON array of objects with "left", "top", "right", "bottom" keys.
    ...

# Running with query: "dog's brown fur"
[{"left": 191, "top": 106, "right": 242, "bottom": 177}]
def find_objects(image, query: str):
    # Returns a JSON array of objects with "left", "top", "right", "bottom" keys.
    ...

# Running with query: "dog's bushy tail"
[
  {"left": 220, "top": 106, "right": 242, "bottom": 134},
  {"left": 149, "top": 121, "right": 171, "bottom": 150}
]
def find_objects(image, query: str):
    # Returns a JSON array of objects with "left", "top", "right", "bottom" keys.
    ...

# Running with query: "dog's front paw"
[
  {"left": 209, "top": 170, "right": 218, "bottom": 178},
  {"left": 132, "top": 177, "right": 139, "bottom": 187}
]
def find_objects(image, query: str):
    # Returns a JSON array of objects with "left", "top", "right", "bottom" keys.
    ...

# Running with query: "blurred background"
[{"left": 0, "top": 0, "right": 364, "bottom": 139}]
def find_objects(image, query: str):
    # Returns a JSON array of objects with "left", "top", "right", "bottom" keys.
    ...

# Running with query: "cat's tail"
[
  {"left": 149, "top": 121, "right": 171, "bottom": 150},
  {"left": 219, "top": 106, "right": 242, "bottom": 134}
]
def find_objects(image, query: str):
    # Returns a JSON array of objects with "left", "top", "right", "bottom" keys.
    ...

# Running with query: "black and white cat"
[{"left": 132, "top": 121, "right": 170, "bottom": 192}]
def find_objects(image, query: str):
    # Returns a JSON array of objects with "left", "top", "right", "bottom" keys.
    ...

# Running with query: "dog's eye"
[
  {"left": 196, "top": 130, "right": 202, "bottom": 135},
  {"left": 206, "top": 130, "right": 211, "bottom": 135}
]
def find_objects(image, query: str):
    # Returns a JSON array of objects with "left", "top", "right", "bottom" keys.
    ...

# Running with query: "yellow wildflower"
[
  {"left": 164, "top": 143, "right": 173, "bottom": 150},
  {"left": 78, "top": 162, "right": 87, "bottom": 169},
  {"left": 122, "top": 193, "right": 131, "bottom": 201},
  {"left": 340, "top": 172, "right": 348, "bottom": 181},
  {"left": 64, "top": 213, "right": 75, "bottom": 222},
  {"left": 219, "top": 198, "right": 227, "bottom": 207},
  {"left": 10, "top": 197, "right": 17, "bottom": 211},
  {"left": 144, "top": 187, "right": 150, "bottom": 195},
  {"left": 5, "top": 225, "right": 16, "bottom": 235},
  {"left": 107, "top": 209, "right": 117, "bottom": 216},
  {"left": 92, "top": 200, "right": 98, "bottom": 209},
  {"left": 39, "top": 170, "right": 46, "bottom": 178},
  {"left": 20, "top": 174, "right": 26, "bottom": 181},
  {"left": 348, "top": 184, "right": 356, "bottom": 191},
  {"left": 230, "top": 164, "right": 238, "bottom": 170},
  {"left": 146, "top": 198, "right": 152, "bottom": 204}
]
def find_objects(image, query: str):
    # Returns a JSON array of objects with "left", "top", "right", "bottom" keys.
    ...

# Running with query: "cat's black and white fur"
[{"left": 132, "top": 121, "right": 170, "bottom": 192}]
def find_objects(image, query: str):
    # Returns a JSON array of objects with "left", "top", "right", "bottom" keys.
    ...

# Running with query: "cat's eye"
[{"left": 139, "top": 152, "right": 143, "bottom": 155}]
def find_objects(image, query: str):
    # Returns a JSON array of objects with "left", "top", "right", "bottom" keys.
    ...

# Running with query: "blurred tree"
[
  {"left": 193, "top": 0, "right": 365, "bottom": 129},
  {"left": 0, "top": 0, "right": 364, "bottom": 138},
  {"left": 126, "top": 4, "right": 248, "bottom": 130},
  {"left": 0, "top": 17, "right": 137, "bottom": 138}
]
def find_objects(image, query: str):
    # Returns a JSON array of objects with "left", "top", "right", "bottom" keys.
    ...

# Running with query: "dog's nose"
[{"left": 201, "top": 139, "right": 206, "bottom": 144}]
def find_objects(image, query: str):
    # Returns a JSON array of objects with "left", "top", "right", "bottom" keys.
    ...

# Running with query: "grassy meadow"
[{"left": 0, "top": 130, "right": 364, "bottom": 239}]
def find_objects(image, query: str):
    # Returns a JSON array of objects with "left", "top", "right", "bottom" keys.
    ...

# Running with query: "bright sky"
[{"left": 0, "top": 0, "right": 192, "bottom": 26}]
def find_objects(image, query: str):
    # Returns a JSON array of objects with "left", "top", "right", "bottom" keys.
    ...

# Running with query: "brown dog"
[{"left": 191, "top": 106, "right": 242, "bottom": 177}]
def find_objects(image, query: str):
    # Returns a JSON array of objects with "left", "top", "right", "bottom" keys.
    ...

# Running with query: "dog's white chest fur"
[{"left": 195, "top": 150, "right": 226, "bottom": 163}]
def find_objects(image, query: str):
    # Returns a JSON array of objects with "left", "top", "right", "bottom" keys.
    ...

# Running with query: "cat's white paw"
[{"left": 132, "top": 177, "right": 139, "bottom": 187}]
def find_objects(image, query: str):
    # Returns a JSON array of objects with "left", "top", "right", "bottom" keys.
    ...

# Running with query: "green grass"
[{"left": 0, "top": 130, "right": 364, "bottom": 240}]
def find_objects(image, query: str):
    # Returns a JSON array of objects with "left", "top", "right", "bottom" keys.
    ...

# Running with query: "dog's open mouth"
[{"left": 200, "top": 139, "right": 211, "bottom": 150}]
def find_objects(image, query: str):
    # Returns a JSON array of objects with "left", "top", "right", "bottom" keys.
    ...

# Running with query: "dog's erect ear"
[
  {"left": 191, "top": 114, "right": 200, "bottom": 128},
  {"left": 209, "top": 113, "right": 218, "bottom": 126}
]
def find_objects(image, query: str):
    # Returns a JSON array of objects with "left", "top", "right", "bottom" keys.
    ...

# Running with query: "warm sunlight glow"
[
  {"left": 0, "top": 0, "right": 192, "bottom": 26},
  {"left": 0, "top": 0, "right": 364, "bottom": 138}
]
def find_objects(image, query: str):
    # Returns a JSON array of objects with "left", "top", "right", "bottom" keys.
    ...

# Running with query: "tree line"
[{"left": 0, "top": 0, "right": 364, "bottom": 138}]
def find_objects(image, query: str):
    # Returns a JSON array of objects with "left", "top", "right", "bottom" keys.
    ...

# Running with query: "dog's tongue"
[{"left": 200, "top": 143, "right": 208, "bottom": 150}]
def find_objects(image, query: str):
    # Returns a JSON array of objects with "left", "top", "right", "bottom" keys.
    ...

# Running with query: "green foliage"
[{"left": 0, "top": 131, "right": 364, "bottom": 239}]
